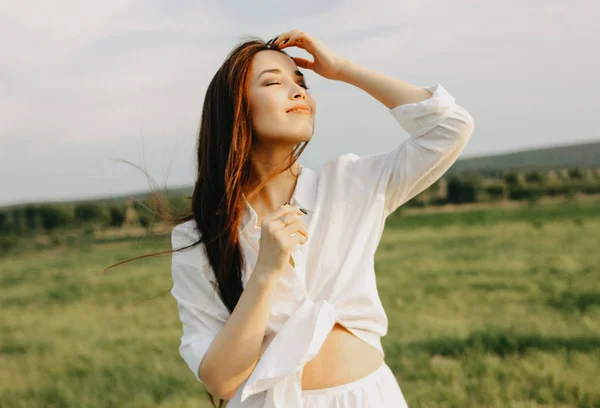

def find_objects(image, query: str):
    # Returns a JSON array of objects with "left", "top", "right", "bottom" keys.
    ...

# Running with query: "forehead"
[{"left": 251, "top": 50, "right": 299, "bottom": 81}]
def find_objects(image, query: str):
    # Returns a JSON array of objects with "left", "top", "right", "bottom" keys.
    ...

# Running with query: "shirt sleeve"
[
  {"left": 336, "top": 83, "right": 475, "bottom": 218},
  {"left": 170, "top": 222, "right": 230, "bottom": 383}
]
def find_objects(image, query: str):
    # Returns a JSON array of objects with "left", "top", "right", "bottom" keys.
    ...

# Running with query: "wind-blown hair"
[{"left": 100, "top": 38, "right": 311, "bottom": 407}]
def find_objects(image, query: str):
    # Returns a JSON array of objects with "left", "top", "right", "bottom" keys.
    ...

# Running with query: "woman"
[{"left": 170, "top": 29, "right": 475, "bottom": 408}]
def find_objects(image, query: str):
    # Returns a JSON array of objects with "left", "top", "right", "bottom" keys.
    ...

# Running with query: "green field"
[{"left": 1, "top": 199, "right": 599, "bottom": 407}]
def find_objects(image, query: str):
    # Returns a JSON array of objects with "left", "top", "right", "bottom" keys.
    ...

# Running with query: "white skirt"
[{"left": 299, "top": 362, "right": 409, "bottom": 408}]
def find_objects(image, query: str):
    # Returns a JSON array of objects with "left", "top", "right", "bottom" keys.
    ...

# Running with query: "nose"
[
  {"left": 292, "top": 83, "right": 306, "bottom": 99},
  {"left": 293, "top": 89, "right": 306, "bottom": 100}
]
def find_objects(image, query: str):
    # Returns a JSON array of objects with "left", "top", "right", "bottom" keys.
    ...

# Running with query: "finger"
[
  {"left": 277, "top": 32, "right": 318, "bottom": 56},
  {"left": 272, "top": 36, "right": 291, "bottom": 50},
  {"left": 272, "top": 29, "right": 298, "bottom": 47},
  {"left": 273, "top": 212, "right": 305, "bottom": 234},
  {"left": 286, "top": 230, "right": 308, "bottom": 249},
  {"left": 292, "top": 220, "right": 309, "bottom": 240},
  {"left": 291, "top": 57, "right": 314, "bottom": 71},
  {"left": 273, "top": 30, "right": 303, "bottom": 50},
  {"left": 280, "top": 218, "right": 308, "bottom": 240},
  {"left": 263, "top": 204, "right": 303, "bottom": 227}
]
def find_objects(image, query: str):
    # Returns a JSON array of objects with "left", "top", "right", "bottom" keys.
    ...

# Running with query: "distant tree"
[
  {"left": 447, "top": 176, "right": 461, "bottom": 203},
  {"left": 138, "top": 213, "right": 152, "bottom": 228},
  {"left": 39, "top": 205, "right": 73, "bottom": 231},
  {"left": 484, "top": 184, "right": 506, "bottom": 201},
  {"left": 0, "top": 211, "right": 9, "bottom": 235},
  {"left": 568, "top": 167, "right": 584, "bottom": 180},
  {"left": 503, "top": 171, "right": 519, "bottom": 186},
  {"left": 23, "top": 205, "right": 42, "bottom": 233},
  {"left": 74, "top": 203, "right": 108, "bottom": 224},
  {"left": 447, "top": 176, "right": 479, "bottom": 204},
  {"left": 133, "top": 199, "right": 156, "bottom": 233},
  {"left": 11, "top": 208, "right": 27, "bottom": 235},
  {"left": 108, "top": 205, "right": 126, "bottom": 227},
  {"left": 168, "top": 195, "right": 190, "bottom": 213},
  {"left": 524, "top": 170, "right": 546, "bottom": 184}
]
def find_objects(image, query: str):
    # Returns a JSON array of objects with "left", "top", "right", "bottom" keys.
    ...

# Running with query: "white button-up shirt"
[{"left": 170, "top": 83, "right": 475, "bottom": 408}]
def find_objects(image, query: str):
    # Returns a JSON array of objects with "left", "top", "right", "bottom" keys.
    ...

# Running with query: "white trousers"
[{"left": 300, "top": 362, "right": 409, "bottom": 408}]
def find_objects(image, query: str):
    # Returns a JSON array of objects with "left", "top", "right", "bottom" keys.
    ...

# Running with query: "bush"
[
  {"left": 23, "top": 205, "right": 42, "bottom": 232},
  {"left": 0, "top": 211, "right": 10, "bottom": 235},
  {"left": 168, "top": 195, "right": 190, "bottom": 213},
  {"left": 10, "top": 208, "right": 28, "bottom": 235},
  {"left": 39, "top": 205, "right": 73, "bottom": 231},
  {"left": 447, "top": 176, "right": 482, "bottom": 204},
  {"left": 509, "top": 181, "right": 600, "bottom": 200},
  {"left": 483, "top": 184, "right": 506, "bottom": 201},
  {"left": 133, "top": 200, "right": 156, "bottom": 231},
  {"left": 74, "top": 203, "right": 109, "bottom": 225},
  {"left": 525, "top": 170, "right": 546, "bottom": 184},
  {"left": 503, "top": 172, "right": 519, "bottom": 186},
  {"left": 429, "top": 196, "right": 449, "bottom": 206},
  {"left": 138, "top": 213, "right": 152, "bottom": 228},
  {"left": 108, "top": 205, "right": 126, "bottom": 227},
  {"left": 568, "top": 167, "right": 584, "bottom": 180}
]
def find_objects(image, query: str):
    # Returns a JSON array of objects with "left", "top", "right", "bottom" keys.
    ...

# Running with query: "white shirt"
[{"left": 170, "top": 83, "right": 475, "bottom": 408}]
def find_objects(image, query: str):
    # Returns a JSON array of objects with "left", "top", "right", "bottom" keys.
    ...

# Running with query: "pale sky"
[{"left": 1, "top": 0, "right": 598, "bottom": 207}]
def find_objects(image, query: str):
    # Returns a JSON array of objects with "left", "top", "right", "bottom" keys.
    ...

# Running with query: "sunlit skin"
[
  {"left": 246, "top": 50, "right": 317, "bottom": 221},
  {"left": 246, "top": 45, "right": 384, "bottom": 393}
]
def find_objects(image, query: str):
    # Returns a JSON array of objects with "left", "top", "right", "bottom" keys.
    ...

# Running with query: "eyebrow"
[{"left": 257, "top": 68, "right": 304, "bottom": 81}]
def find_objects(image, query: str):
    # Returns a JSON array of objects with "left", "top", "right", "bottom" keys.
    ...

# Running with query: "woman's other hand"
[{"left": 268, "top": 29, "right": 348, "bottom": 81}]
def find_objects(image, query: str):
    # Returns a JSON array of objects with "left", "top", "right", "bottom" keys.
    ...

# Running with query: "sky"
[{"left": 1, "top": 0, "right": 598, "bottom": 207}]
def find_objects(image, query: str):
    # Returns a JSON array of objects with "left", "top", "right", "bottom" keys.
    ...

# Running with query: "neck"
[{"left": 247, "top": 161, "right": 301, "bottom": 215}]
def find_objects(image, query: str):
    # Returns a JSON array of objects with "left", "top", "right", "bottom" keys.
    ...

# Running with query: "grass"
[{"left": 0, "top": 198, "right": 599, "bottom": 407}]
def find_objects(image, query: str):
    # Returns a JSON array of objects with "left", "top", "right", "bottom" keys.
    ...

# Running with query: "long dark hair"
[{"left": 99, "top": 38, "right": 311, "bottom": 407}]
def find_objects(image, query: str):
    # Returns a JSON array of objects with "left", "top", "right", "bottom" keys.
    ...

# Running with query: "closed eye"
[{"left": 266, "top": 82, "right": 310, "bottom": 90}]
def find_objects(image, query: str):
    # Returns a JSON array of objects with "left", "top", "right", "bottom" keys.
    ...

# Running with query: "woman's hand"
[
  {"left": 255, "top": 204, "right": 308, "bottom": 278},
  {"left": 268, "top": 30, "right": 348, "bottom": 81}
]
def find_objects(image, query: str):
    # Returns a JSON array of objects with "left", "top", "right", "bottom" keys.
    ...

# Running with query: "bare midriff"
[
  {"left": 300, "top": 323, "right": 384, "bottom": 390},
  {"left": 257, "top": 232, "right": 383, "bottom": 391}
]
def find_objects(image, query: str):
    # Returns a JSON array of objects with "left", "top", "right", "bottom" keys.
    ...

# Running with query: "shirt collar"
[{"left": 240, "top": 163, "right": 317, "bottom": 233}]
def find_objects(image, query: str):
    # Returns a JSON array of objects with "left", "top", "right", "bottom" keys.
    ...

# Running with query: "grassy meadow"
[{"left": 1, "top": 198, "right": 599, "bottom": 407}]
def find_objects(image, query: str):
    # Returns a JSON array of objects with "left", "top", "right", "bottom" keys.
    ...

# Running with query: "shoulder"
[
  {"left": 171, "top": 219, "right": 212, "bottom": 275},
  {"left": 169, "top": 221, "right": 228, "bottom": 319},
  {"left": 171, "top": 219, "right": 201, "bottom": 247},
  {"left": 319, "top": 152, "right": 379, "bottom": 191},
  {"left": 323, "top": 152, "right": 360, "bottom": 167},
  {"left": 172, "top": 218, "right": 198, "bottom": 235},
  {"left": 314, "top": 153, "right": 362, "bottom": 181},
  {"left": 322, "top": 151, "right": 381, "bottom": 177}
]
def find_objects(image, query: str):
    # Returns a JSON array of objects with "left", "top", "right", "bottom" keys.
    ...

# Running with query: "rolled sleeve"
[
  {"left": 171, "top": 223, "right": 229, "bottom": 383},
  {"left": 176, "top": 301, "right": 218, "bottom": 383},
  {"left": 390, "top": 83, "right": 458, "bottom": 138},
  {"left": 335, "top": 84, "right": 475, "bottom": 218}
]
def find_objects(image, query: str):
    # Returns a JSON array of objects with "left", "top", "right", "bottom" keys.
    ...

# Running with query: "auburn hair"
[{"left": 99, "top": 38, "right": 311, "bottom": 407}]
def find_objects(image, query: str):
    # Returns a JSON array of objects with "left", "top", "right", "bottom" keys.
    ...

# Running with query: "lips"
[{"left": 286, "top": 106, "right": 310, "bottom": 113}]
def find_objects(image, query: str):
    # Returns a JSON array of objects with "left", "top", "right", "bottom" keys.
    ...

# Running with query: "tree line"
[
  {"left": 401, "top": 166, "right": 600, "bottom": 208},
  {"left": 1, "top": 166, "right": 599, "bottom": 238},
  {"left": 0, "top": 196, "right": 189, "bottom": 237}
]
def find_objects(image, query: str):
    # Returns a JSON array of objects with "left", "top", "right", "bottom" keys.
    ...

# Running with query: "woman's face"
[{"left": 248, "top": 50, "right": 316, "bottom": 146}]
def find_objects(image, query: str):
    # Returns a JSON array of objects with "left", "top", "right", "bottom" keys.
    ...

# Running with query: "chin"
[{"left": 296, "top": 131, "right": 313, "bottom": 142}]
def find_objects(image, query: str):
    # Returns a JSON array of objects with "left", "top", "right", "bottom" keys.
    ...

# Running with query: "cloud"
[{"left": 1, "top": 0, "right": 598, "bottom": 206}]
